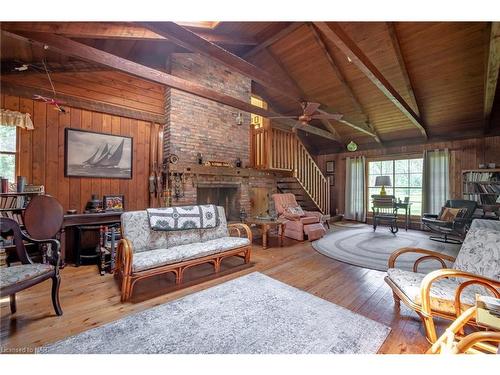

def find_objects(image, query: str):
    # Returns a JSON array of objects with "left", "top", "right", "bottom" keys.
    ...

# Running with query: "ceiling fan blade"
[
  {"left": 311, "top": 114, "right": 343, "bottom": 120},
  {"left": 302, "top": 102, "right": 321, "bottom": 116}
]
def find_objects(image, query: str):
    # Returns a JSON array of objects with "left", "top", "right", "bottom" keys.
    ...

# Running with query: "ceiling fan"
[{"left": 269, "top": 101, "right": 343, "bottom": 124}]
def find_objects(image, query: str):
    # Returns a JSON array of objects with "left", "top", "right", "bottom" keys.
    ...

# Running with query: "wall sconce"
[{"left": 235, "top": 112, "right": 243, "bottom": 125}]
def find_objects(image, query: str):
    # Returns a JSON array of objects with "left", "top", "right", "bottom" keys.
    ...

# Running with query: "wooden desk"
[
  {"left": 60, "top": 212, "right": 122, "bottom": 267},
  {"left": 395, "top": 202, "right": 412, "bottom": 231}
]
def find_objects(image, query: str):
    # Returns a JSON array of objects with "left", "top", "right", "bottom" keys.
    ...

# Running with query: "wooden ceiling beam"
[
  {"left": 3, "top": 30, "right": 338, "bottom": 141},
  {"left": 139, "top": 22, "right": 302, "bottom": 101},
  {"left": 484, "top": 22, "right": 500, "bottom": 133},
  {"left": 244, "top": 22, "right": 303, "bottom": 59},
  {"left": 386, "top": 22, "right": 421, "bottom": 118},
  {"left": 1, "top": 81, "right": 166, "bottom": 123},
  {"left": 314, "top": 22, "right": 428, "bottom": 139},
  {"left": 1, "top": 22, "right": 257, "bottom": 46},
  {"left": 307, "top": 24, "right": 382, "bottom": 144}
]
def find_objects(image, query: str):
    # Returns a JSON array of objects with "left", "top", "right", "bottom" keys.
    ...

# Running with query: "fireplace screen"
[{"left": 197, "top": 185, "right": 240, "bottom": 221}]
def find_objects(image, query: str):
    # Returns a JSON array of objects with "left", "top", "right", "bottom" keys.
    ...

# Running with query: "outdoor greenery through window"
[
  {"left": 368, "top": 158, "right": 423, "bottom": 215},
  {"left": 0, "top": 124, "right": 17, "bottom": 184}
]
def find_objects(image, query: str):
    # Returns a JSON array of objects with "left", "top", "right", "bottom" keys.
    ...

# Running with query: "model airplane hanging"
[{"left": 32, "top": 94, "right": 67, "bottom": 113}]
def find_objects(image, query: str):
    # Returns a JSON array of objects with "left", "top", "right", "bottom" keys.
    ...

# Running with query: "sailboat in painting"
[
  {"left": 66, "top": 128, "right": 131, "bottom": 179},
  {"left": 83, "top": 140, "right": 124, "bottom": 168}
]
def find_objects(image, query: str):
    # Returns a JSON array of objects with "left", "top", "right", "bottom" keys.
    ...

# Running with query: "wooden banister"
[{"left": 252, "top": 126, "right": 330, "bottom": 214}]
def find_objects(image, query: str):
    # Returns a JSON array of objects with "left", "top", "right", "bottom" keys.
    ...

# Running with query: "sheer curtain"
[
  {"left": 422, "top": 149, "right": 450, "bottom": 215},
  {"left": 345, "top": 156, "right": 366, "bottom": 222}
]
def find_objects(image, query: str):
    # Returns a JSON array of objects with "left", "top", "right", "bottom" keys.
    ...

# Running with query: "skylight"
[{"left": 177, "top": 21, "right": 220, "bottom": 29}]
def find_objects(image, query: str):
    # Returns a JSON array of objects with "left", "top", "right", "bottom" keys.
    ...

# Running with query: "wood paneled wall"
[
  {"left": 316, "top": 136, "right": 500, "bottom": 215},
  {"left": 1, "top": 93, "right": 160, "bottom": 212}
]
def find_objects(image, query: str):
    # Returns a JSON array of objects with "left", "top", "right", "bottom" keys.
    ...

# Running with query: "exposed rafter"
[
  {"left": 243, "top": 23, "right": 303, "bottom": 59},
  {"left": 307, "top": 24, "right": 382, "bottom": 144},
  {"left": 484, "top": 22, "right": 500, "bottom": 133},
  {"left": 261, "top": 48, "right": 343, "bottom": 143},
  {"left": 139, "top": 22, "right": 302, "bottom": 101},
  {"left": 2, "top": 30, "right": 338, "bottom": 141},
  {"left": 314, "top": 22, "right": 428, "bottom": 139},
  {"left": 1, "top": 82, "right": 166, "bottom": 123},
  {"left": 386, "top": 22, "right": 421, "bottom": 117},
  {"left": 1, "top": 22, "right": 257, "bottom": 46}
]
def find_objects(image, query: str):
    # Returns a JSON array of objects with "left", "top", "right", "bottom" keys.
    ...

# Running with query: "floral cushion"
[
  {"left": 0, "top": 263, "right": 53, "bottom": 290},
  {"left": 386, "top": 268, "right": 486, "bottom": 315},
  {"left": 453, "top": 228, "right": 500, "bottom": 280},
  {"left": 132, "top": 237, "right": 250, "bottom": 272},
  {"left": 121, "top": 210, "right": 169, "bottom": 253},
  {"left": 200, "top": 207, "right": 229, "bottom": 242}
]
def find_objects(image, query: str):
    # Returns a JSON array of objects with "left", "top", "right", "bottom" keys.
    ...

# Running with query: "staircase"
[{"left": 252, "top": 126, "right": 330, "bottom": 214}]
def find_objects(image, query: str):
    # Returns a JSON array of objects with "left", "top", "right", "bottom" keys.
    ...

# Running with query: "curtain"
[
  {"left": 345, "top": 156, "right": 366, "bottom": 222},
  {"left": 0, "top": 109, "right": 34, "bottom": 130},
  {"left": 422, "top": 149, "right": 450, "bottom": 215}
]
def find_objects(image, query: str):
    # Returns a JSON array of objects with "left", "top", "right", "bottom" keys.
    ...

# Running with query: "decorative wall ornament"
[{"left": 347, "top": 141, "right": 358, "bottom": 152}]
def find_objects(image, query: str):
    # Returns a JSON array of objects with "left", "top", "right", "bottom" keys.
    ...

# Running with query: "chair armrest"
[
  {"left": 21, "top": 232, "right": 61, "bottom": 268},
  {"left": 420, "top": 269, "right": 500, "bottom": 319},
  {"left": 117, "top": 238, "right": 133, "bottom": 276},
  {"left": 283, "top": 212, "right": 301, "bottom": 221},
  {"left": 228, "top": 223, "right": 253, "bottom": 243},
  {"left": 388, "top": 247, "right": 456, "bottom": 269},
  {"left": 422, "top": 213, "right": 439, "bottom": 219}
]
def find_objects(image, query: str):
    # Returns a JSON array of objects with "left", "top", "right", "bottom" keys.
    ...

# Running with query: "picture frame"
[
  {"left": 65, "top": 128, "right": 133, "bottom": 179},
  {"left": 328, "top": 175, "right": 335, "bottom": 187},
  {"left": 326, "top": 160, "right": 335, "bottom": 174},
  {"left": 103, "top": 195, "right": 125, "bottom": 211}
]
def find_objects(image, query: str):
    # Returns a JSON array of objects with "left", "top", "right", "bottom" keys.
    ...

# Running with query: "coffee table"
[{"left": 245, "top": 217, "right": 285, "bottom": 250}]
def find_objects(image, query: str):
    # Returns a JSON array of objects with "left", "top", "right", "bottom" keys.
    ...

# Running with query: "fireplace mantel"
[{"left": 169, "top": 165, "right": 289, "bottom": 178}]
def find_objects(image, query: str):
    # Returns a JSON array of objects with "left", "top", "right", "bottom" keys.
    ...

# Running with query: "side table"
[{"left": 245, "top": 218, "right": 285, "bottom": 250}]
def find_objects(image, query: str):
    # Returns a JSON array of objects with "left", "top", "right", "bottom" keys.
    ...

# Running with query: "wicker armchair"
[{"left": 384, "top": 219, "right": 500, "bottom": 343}]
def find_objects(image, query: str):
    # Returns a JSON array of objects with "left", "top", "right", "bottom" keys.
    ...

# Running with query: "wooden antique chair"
[
  {"left": 384, "top": 219, "right": 500, "bottom": 343},
  {"left": 0, "top": 217, "right": 63, "bottom": 315},
  {"left": 372, "top": 195, "right": 398, "bottom": 234}
]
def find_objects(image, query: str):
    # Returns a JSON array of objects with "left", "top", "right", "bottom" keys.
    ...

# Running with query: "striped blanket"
[{"left": 146, "top": 205, "right": 220, "bottom": 231}]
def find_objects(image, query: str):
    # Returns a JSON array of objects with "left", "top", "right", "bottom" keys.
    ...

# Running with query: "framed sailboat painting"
[{"left": 65, "top": 128, "right": 133, "bottom": 179}]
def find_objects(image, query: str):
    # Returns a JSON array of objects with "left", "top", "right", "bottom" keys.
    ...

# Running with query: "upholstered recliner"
[
  {"left": 422, "top": 199, "right": 477, "bottom": 244},
  {"left": 272, "top": 193, "right": 325, "bottom": 241},
  {"left": 385, "top": 219, "right": 500, "bottom": 343}
]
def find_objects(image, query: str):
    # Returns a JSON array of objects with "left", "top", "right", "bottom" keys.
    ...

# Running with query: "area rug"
[
  {"left": 312, "top": 224, "right": 460, "bottom": 273},
  {"left": 39, "top": 272, "right": 390, "bottom": 354},
  {"left": 333, "top": 221, "right": 367, "bottom": 229}
]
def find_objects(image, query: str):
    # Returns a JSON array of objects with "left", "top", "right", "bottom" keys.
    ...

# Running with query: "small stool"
[
  {"left": 304, "top": 223, "right": 326, "bottom": 241},
  {"left": 75, "top": 225, "right": 101, "bottom": 267}
]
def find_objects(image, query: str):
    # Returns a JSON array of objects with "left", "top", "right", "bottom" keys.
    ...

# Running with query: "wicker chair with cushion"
[
  {"left": 0, "top": 217, "right": 63, "bottom": 316},
  {"left": 272, "top": 193, "right": 325, "bottom": 241},
  {"left": 384, "top": 219, "right": 500, "bottom": 343},
  {"left": 422, "top": 199, "right": 477, "bottom": 244}
]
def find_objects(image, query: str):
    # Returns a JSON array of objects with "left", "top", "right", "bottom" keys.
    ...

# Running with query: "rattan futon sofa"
[{"left": 116, "top": 205, "right": 252, "bottom": 301}]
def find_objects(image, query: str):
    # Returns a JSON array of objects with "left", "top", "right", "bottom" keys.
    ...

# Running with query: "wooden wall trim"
[{"left": 1, "top": 82, "right": 167, "bottom": 124}]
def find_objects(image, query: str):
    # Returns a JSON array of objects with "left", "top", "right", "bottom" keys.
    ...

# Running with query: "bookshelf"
[
  {"left": 0, "top": 191, "right": 42, "bottom": 225},
  {"left": 462, "top": 169, "right": 500, "bottom": 218}
]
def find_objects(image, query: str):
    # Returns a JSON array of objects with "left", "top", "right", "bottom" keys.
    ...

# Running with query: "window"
[
  {"left": 250, "top": 95, "right": 267, "bottom": 129},
  {"left": 0, "top": 125, "right": 17, "bottom": 184},
  {"left": 368, "top": 158, "right": 423, "bottom": 215}
]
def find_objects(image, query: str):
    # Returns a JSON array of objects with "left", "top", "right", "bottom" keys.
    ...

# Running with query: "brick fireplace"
[{"left": 164, "top": 53, "right": 278, "bottom": 218}]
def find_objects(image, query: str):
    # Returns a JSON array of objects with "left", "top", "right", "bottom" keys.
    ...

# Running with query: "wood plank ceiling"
[{"left": 1, "top": 21, "right": 498, "bottom": 153}]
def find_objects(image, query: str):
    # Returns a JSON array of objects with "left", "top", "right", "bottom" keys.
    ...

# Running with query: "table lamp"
[{"left": 375, "top": 176, "right": 391, "bottom": 196}]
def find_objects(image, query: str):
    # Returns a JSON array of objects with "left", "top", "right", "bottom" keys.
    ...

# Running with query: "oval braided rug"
[{"left": 312, "top": 224, "right": 461, "bottom": 273}]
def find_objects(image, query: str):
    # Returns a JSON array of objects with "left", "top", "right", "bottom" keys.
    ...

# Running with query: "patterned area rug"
[
  {"left": 312, "top": 224, "right": 460, "bottom": 272},
  {"left": 40, "top": 273, "right": 390, "bottom": 354}
]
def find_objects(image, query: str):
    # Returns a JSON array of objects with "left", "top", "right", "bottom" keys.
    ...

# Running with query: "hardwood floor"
[{"left": 0, "top": 235, "right": 444, "bottom": 353}]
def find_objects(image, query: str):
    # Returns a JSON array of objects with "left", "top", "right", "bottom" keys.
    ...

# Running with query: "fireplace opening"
[{"left": 197, "top": 185, "right": 240, "bottom": 221}]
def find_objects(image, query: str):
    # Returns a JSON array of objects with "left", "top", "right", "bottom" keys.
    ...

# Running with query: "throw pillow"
[
  {"left": 438, "top": 207, "right": 463, "bottom": 222},
  {"left": 286, "top": 206, "right": 305, "bottom": 217}
]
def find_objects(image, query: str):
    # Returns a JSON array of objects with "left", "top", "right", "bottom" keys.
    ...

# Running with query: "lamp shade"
[{"left": 375, "top": 175, "right": 391, "bottom": 187}]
